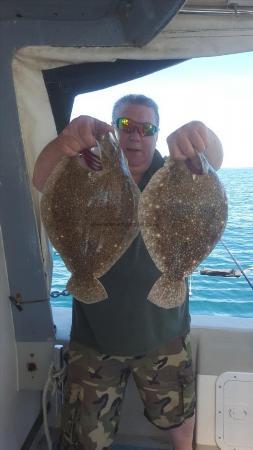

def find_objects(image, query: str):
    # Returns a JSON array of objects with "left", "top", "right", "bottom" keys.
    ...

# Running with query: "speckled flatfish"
[
  {"left": 40, "top": 132, "right": 140, "bottom": 303},
  {"left": 138, "top": 154, "right": 228, "bottom": 309}
]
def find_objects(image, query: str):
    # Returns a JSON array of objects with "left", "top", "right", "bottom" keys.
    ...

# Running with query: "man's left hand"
[
  {"left": 166, "top": 120, "right": 223, "bottom": 170},
  {"left": 166, "top": 121, "right": 208, "bottom": 161}
]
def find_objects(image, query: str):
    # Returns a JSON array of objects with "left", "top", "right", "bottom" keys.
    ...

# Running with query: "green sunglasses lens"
[
  {"left": 117, "top": 118, "right": 129, "bottom": 128},
  {"left": 116, "top": 118, "right": 157, "bottom": 136},
  {"left": 143, "top": 122, "right": 157, "bottom": 136}
]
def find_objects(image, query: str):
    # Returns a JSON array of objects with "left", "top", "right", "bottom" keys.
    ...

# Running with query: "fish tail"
[
  {"left": 147, "top": 276, "right": 186, "bottom": 309},
  {"left": 67, "top": 276, "right": 108, "bottom": 303}
]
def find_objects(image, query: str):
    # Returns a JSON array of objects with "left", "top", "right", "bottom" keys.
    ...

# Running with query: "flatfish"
[
  {"left": 40, "top": 132, "right": 140, "bottom": 303},
  {"left": 138, "top": 154, "right": 228, "bottom": 309}
]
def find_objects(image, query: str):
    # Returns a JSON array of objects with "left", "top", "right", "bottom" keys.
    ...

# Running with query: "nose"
[{"left": 129, "top": 128, "right": 142, "bottom": 139}]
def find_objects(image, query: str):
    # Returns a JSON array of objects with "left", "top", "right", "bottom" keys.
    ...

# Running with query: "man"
[{"left": 33, "top": 94, "right": 223, "bottom": 450}]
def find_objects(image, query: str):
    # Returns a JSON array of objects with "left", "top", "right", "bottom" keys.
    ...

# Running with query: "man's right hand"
[
  {"left": 33, "top": 115, "right": 113, "bottom": 192},
  {"left": 58, "top": 115, "right": 113, "bottom": 157}
]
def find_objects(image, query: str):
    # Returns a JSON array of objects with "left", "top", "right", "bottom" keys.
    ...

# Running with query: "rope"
[
  {"left": 189, "top": 275, "right": 192, "bottom": 296},
  {"left": 221, "top": 239, "right": 253, "bottom": 291},
  {"left": 42, "top": 361, "right": 66, "bottom": 450}
]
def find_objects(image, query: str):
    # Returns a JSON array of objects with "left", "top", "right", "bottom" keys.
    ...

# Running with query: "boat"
[
  {"left": 1, "top": 1, "right": 253, "bottom": 449},
  {"left": 200, "top": 268, "right": 241, "bottom": 277}
]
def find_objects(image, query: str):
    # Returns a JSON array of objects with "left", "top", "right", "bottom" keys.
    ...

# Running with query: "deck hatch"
[{"left": 216, "top": 371, "right": 253, "bottom": 449}]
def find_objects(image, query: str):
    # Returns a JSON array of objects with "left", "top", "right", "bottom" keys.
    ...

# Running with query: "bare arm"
[
  {"left": 33, "top": 135, "right": 68, "bottom": 192},
  {"left": 166, "top": 121, "right": 223, "bottom": 170},
  {"left": 32, "top": 115, "right": 113, "bottom": 192}
]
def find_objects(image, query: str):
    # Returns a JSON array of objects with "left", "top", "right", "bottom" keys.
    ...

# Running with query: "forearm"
[{"left": 32, "top": 137, "right": 64, "bottom": 192}]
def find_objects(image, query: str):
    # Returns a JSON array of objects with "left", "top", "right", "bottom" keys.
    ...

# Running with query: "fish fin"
[
  {"left": 67, "top": 277, "right": 108, "bottom": 303},
  {"left": 147, "top": 277, "right": 186, "bottom": 309}
]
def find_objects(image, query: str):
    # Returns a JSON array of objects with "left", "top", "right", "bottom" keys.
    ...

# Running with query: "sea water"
[{"left": 51, "top": 167, "right": 253, "bottom": 317}]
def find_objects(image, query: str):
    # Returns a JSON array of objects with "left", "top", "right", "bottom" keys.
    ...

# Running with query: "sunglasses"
[{"left": 115, "top": 117, "right": 158, "bottom": 137}]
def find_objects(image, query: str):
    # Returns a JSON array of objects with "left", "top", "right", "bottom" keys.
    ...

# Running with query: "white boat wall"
[{"left": 1, "top": 1, "right": 253, "bottom": 449}]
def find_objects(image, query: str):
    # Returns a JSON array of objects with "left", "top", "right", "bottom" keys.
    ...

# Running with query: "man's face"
[{"left": 115, "top": 103, "right": 158, "bottom": 180}]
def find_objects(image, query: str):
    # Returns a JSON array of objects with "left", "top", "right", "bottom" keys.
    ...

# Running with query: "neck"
[{"left": 132, "top": 173, "right": 142, "bottom": 184}]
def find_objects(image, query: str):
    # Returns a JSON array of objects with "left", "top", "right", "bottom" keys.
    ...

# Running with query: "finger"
[
  {"left": 75, "top": 117, "right": 113, "bottom": 147},
  {"left": 167, "top": 123, "right": 207, "bottom": 160},
  {"left": 75, "top": 121, "right": 97, "bottom": 149},
  {"left": 64, "top": 116, "right": 97, "bottom": 149},
  {"left": 61, "top": 135, "right": 82, "bottom": 156},
  {"left": 168, "top": 141, "right": 187, "bottom": 161},
  {"left": 191, "top": 121, "right": 208, "bottom": 144},
  {"left": 93, "top": 118, "right": 114, "bottom": 140},
  {"left": 187, "top": 127, "right": 207, "bottom": 154},
  {"left": 174, "top": 134, "right": 197, "bottom": 159},
  {"left": 62, "top": 116, "right": 113, "bottom": 157}
]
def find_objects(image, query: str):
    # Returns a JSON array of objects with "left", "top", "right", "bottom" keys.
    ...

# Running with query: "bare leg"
[{"left": 168, "top": 414, "right": 195, "bottom": 450}]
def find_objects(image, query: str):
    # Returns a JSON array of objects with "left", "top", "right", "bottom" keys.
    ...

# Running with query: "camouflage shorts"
[{"left": 59, "top": 334, "right": 195, "bottom": 450}]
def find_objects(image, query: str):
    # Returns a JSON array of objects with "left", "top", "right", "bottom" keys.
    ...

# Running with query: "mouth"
[{"left": 125, "top": 148, "right": 141, "bottom": 153}]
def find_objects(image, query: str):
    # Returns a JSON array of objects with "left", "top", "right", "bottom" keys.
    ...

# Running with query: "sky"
[{"left": 71, "top": 51, "right": 253, "bottom": 168}]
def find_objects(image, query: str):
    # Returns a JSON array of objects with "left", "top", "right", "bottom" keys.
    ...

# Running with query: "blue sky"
[{"left": 72, "top": 51, "right": 253, "bottom": 168}]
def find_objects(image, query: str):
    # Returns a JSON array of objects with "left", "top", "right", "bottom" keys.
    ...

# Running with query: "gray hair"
[{"left": 112, "top": 94, "right": 159, "bottom": 126}]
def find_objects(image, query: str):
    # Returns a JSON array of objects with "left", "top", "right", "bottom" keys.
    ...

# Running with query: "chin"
[
  {"left": 127, "top": 153, "right": 145, "bottom": 164},
  {"left": 130, "top": 162, "right": 150, "bottom": 175}
]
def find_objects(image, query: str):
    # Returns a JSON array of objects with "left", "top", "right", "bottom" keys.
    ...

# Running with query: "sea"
[{"left": 51, "top": 167, "right": 253, "bottom": 318}]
